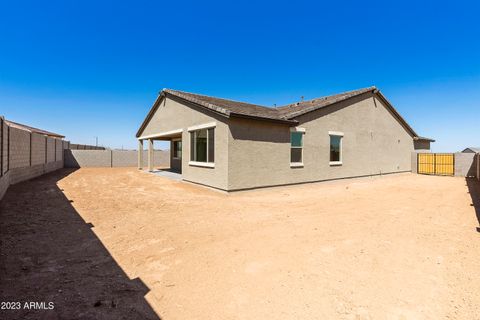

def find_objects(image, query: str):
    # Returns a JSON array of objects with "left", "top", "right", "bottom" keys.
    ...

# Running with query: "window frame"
[
  {"left": 329, "top": 131, "right": 343, "bottom": 166},
  {"left": 290, "top": 127, "right": 305, "bottom": 168},
  {"left": 188, "top": 123, "right": 216, "bottom": 168}
]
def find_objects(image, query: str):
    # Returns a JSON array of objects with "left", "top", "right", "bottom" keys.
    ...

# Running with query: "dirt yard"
[{"left": 1, "top": 168, "right": 479, "bottom": 319}]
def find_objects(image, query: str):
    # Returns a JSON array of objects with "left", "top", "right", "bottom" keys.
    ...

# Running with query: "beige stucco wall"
[
  {"left": 139, "top": 95, "right": 229, "bottom": 190},
  {"left": 227, "top": 92, "right": 416, "bottom": 190}
]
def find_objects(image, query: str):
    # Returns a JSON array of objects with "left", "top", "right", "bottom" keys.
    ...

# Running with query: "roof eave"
[
  {"left": 136, "top": 90, "right": 296, "bottom": 138},
  {"left": 164, "top": 90, "right": 232, "bottom": 118},
  {"left": 414, "top": 137, "right": 436, "bottom": 142}
]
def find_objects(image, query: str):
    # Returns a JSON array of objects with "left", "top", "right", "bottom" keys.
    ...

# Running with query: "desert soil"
[{"left": 1, "top": 168, "right": 480, "bottom": 320}]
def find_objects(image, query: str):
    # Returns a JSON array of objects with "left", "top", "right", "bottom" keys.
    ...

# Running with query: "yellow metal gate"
[{"left": 417, "top": 153, "right": 454, "bottom": 176}]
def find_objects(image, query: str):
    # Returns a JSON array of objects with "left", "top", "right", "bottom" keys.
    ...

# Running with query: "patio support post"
[
  {"left": 148, "top": 139, "right": 154, "bottom": 172},
  {"left": 138, "top": 139, "right": 143, "bottom": 170}
]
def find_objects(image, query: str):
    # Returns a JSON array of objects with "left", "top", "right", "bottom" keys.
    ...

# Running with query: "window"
[
  {"left": 329, "top": 133, "right": 343, "bottom": 165},
  {"left": 190, "top": 128, "right": 215, "bottom": 164},
  {"left": 290, "top": 131, "right": 303, "bottom": 164},
  {"left": 173, "top": 140, "right": 182, "bottom": 159}
]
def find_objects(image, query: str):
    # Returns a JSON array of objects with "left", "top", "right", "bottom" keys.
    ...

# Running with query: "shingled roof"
[
  {"left": 137, "top": 86, "right": 431, "bottom": 141},
  {"left": 163, "top": 87, "right": 376, "bottom": 122},
  {"left": 276, "top": 87, "right": 375, "bottom": 118}
]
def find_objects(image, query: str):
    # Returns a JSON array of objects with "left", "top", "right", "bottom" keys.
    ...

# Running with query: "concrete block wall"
[
  {"left": 56, "top": 139, "right": 63, "bottom": 161},
  {"left": 454, "top": 153, "right": 476, "bottom": 177},
  {"left": 2, "top": 120, "right": 7, "bottom": 175},
  {"left": 0, "top": 117, "right": 67, "bottom": 200},
  {"left": 9, "top": 127, "right": 31, "bottom": 169},
  {"left": 0, "top": 171, "right": 9, "bottom": 200},
  {"left": 64, "top": 150, "right": 169, "bottom": 168},
  {"left": 476, "top": 153, "right": 480, "bottom": 180},
  {"left": 113, "top": 150, "right": 169, "bottom": 167},
  {"left": 69, "top": 143, "right": 105, "bottom": 150},
  {"left": 31, "top": 133, "right": 47, "bottom": 165},
  {"left": 64, "top": 150, "right": 112, "bottom": 167},
  {"left": 46, "top": 137, "right": 56, "bottom": 162}
]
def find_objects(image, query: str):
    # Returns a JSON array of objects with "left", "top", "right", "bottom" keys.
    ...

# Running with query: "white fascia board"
[
  {"left": 187, "top": 122, "right": 217, "bottom": 132},
  {"left": 138, "top": 129, "right": 183, "bottom": 140}
]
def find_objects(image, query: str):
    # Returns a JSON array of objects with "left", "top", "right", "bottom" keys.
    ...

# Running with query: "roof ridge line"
[{"left": 277, "top": 86, "right": 376, "bottom": 110}]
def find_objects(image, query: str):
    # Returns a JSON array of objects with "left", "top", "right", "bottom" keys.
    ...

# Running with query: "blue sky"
[{"left": 0, "top": 0, "right": 479, "bottom": 151}]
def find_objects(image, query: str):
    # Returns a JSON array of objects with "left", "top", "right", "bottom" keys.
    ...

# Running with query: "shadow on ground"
[
  {"left": 0, "top": 169, "right": 160, "bottom": 319},
  {"left": 466, "top": 177, "right": 480, "bottom": 232}
]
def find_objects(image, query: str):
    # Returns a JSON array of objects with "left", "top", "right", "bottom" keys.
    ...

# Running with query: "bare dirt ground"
[{"left": 1, "top": 168, "right": 480, "bottom": 320}]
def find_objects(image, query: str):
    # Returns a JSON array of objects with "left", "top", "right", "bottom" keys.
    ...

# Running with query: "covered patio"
[{"left": 137, "top": 129, "right": 182, "bottom": 173}]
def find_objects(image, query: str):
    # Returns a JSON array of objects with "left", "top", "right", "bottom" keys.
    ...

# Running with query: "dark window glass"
[
  {"left": 190, "top": 132, "right": 195, "bottom": 161},
  {"left": 291, "top": 148, "right": 302, "bottom": 163},
  {"left": 208, "top": 128, "right": 215, "bottom": 163},
  {"left": 330, "top": 135, "right": 342, "bottom": 162},
  {"left": 290, "top": 132, "right": 303, "bottom": 163},
  {"left": 195, "top": 129, "right": 207, "bottom": 162},
  {"left": 173, "top": 141, "right": 182, "bottom": 159}
]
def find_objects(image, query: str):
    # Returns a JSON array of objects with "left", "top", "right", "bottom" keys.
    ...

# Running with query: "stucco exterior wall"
[
  {"left": 227, "top": 92, "right": 416, "bottom": 190},
  {"left": 140, "top": 95, "right": 229, "bottom": 190}
]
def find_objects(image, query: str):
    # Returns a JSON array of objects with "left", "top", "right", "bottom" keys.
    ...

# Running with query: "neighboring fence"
[
  {"left": 64, "top": 150, "right": 169, "bottom": 168},
  {"left": 0, "top": 117, "right": 68, "bottom": 200},
  {"left": 412, "top": 152, "right": 478, "bottom": 177},
  {"left": 69, "top": 143, "right": 105, "bottom": 150}
]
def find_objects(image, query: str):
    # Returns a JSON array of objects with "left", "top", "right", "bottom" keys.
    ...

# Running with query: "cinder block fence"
[
  {"left": 64, "top": 149, "right": 169, "bottom": 168},
  {"left": 0, "top": 117, "right": 68, "bottom": 200}
]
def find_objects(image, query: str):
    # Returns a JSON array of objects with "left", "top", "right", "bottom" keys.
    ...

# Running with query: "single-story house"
[
  {"left": 462, "top": 147, "right": 480, "bottom": 153},
  {"left": 136, "top": 86, "right": 434, "bottom": 191}
]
